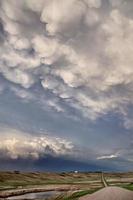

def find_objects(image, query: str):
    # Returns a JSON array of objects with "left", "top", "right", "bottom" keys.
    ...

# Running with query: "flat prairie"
[{"left": 0, "top": 171, "right": 133, "bottom": 199}]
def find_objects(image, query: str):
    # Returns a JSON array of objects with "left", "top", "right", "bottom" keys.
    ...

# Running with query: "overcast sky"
[{"left": 0, "top": 0, "right": 133, "bottom": 171}]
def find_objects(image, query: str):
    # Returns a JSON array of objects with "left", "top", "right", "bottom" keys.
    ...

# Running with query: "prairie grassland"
[
  {"left": 0, "top": 172, "right": 102, "bottom": 189},
  {"left": 0, "top": 171, "right": 133, "bottom": 199}
]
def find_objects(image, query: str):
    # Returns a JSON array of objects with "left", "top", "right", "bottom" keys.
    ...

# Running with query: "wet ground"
[{"left": 7, "top": 191, "right": 62, "bottom": 200}]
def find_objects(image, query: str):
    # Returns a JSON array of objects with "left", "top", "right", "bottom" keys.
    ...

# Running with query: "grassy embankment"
[
  {"left": 0, "top": 172, "right": 102, "bottom": 190},
  {"left": 104, "top": 172, "right": 133, "bottom": 191},
  {"left": 120, "top": 183, "right": 133, "bottom": 191}
]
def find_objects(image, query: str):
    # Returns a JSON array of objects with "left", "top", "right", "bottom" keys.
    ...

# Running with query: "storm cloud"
[
  {"left": 0, "top": 0, "right": 133, "bottom": 170},
  {"left": 0, "top": 0, "right": 133, "bottom": 122},
  {"left": 0, "top": 127, "right": 74, "bottom": 159}
]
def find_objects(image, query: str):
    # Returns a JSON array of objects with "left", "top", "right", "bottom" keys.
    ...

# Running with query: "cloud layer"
[
  {"left": 0, "top": 0, "right": 133, "bottom": 125},
  {"left": 0, "top": 0, "right": 133, "bottom": 170},
  {"left": 0, "top": 128, "right": 73, "bottom": 160}
]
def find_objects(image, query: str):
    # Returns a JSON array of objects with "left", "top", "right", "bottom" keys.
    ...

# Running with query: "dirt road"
[
  {"left": 80, "top": 173, "right": 133, "bottom": 200},
  {"left": 101, "top": 172, "right": 108, "bottom": 187},
  {"left": 79, "top": 186, "right": 133, "bottom": 200}
]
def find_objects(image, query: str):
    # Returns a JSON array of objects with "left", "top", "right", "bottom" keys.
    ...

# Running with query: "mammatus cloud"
[
  {"left": 0, "top": 0, "right": 133, "bottom": 127},
  {"left": 0, "top": 128, "right": 74, "bottom": 160}
]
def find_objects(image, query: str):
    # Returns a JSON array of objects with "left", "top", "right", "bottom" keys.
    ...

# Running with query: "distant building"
[{"left": 14, "top": 170, "right": 20, "bottom": 174}]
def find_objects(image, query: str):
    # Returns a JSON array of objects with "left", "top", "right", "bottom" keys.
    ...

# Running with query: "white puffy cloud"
[
  {"left": 0, "top": 0, "right": 133, "bottom": 128},
  {"left": 10, "top": 86, "right": 34, "bottom": 101},
  {"left": 32, "top": 35, "right": 60, "bottom": 65},
  {"left": 1, "top": 68, "right": 34, "bottom": 88},
  {"left": 40, "top": 0, "right": 85, "bottom": 35},
  {"left": 0, "top": 128, "right": 73, "bottom": 159},
  {"left": 9, "top": 36, "right": 30, "bottom": 50}
]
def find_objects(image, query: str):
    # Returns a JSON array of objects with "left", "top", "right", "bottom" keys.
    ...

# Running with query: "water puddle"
[{"left": 7, "top": 190, "right": 62, "bottom": 200}]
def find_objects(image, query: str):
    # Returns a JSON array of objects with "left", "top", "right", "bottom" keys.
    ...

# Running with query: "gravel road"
[{"left": 79, "top": 187, "right": 133, "bottom": 200}]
